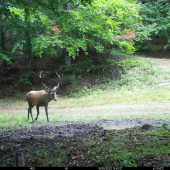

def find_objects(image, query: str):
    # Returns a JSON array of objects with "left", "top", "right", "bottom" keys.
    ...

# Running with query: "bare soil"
[
  {"left": 0, "top": 119, "right": 169, "bottom": 141},
  {"left": 0, "top": 118, "right": 170, "bottom": 167}
]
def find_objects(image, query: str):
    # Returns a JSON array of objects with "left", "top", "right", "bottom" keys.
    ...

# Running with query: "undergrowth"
[
  {"left": 1, "top": 125, "right": 170, "bottom": 167},
  {"left": 1, "top": 54, "right": 170, "bottom": 99},
  {"left": 31, "top": 125, "right": 170, "bottom": 167},
  {"left": 64, "top": 55, "right": 170, "bottom": 98}
]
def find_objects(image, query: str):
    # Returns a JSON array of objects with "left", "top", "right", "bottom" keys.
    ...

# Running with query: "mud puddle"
[
  {"left": 99, "top": 119, "right": 170, "bottom": 130},
  {"left": 104, "top": 125, "right": 137, "bottom": 130},
  {"left": 0, "top": 118, "right": 170, "bottom": 141}
]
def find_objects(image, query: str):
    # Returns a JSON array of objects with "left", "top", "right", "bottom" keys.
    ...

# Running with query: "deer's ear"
[{"left": 45, "top": 89, "right": 51, "bottom": 92}]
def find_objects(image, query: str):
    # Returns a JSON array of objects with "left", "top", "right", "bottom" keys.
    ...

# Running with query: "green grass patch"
[
  {"left": 1, "top": 101, "right": 170, "bottom": 130},
  {"left": 1, "top": 55, "right": 170, "bottom": 129},
  {"left": 1, "top": 55, "right": 170, "bottom": 107},
  {"left": 2, "top": 86, "right": 170, "bottom": 108}
]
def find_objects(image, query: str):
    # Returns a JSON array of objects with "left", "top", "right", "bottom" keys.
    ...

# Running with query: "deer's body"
[
  {"left": 26, "top": 90, "right": 54, "bottom": 106},
  {"left": 26, "top": 72, "right": 61, "bottom": 122}
]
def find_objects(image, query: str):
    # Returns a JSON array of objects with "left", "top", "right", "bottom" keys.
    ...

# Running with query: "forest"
[
  {"left": 1, "top": 0, "right": 170, "bottom": 167},
  {"left": 0, "top": 0, "right": 165, "bottom": 97}
]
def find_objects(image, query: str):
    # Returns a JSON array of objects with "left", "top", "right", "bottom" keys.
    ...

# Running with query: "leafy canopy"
[{"left": 33, "top": 0, "right": 139, "bottom": 59}]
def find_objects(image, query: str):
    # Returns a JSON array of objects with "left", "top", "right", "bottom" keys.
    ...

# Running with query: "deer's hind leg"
[{"left": 35, "top": 105, "right": 40, "bottom": 121}]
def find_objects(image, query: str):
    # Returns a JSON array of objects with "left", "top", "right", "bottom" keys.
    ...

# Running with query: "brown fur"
[
  {"left": 26, "top": 92, "right": 39, "bottom": 105},
  {"left": 26, "top": 90, "right": 57, "bottom": 122},
  {"left": 26, "top": 90, "right": 51, "bottom": 106}
]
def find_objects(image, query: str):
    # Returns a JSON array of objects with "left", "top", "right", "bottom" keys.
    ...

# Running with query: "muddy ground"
[
  {"left": 1, "top": 119, "right": 170, "bottom": 140},
  {"left": 0, "top": 118, "right": 170, "bottom": 167},
  {"left": 1, "top": 102, "right": 170, "bottom": 166}
]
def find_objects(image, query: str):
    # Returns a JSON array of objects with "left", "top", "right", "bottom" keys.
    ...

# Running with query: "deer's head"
[{"left": 39, "top": 71, "right": 61, "bottom": 101}]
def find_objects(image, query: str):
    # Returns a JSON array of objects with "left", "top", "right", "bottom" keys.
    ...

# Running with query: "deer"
[{"left": 26, "top": 71, "right": 61, "bottom": 122}]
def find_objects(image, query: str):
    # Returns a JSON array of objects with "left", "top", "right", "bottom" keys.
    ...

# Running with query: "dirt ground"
[
  {"left": 0, "top": 117, "right": 170, "bottom": 167},
  {"left": 0, "top": 120, "right": 166, "bottom": 165},
  {"left": 1, "top": 119, "right": 169, "bottom": 141}
]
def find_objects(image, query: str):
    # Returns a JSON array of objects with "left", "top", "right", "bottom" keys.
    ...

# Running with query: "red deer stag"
[{"left": 26, "top": 71, "right": 61, "bottom": 122}]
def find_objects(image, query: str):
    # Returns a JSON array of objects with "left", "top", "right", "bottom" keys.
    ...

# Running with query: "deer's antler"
[
  {"left": 53, "top": 72, "right": 62, "bottom": 91},
  {"left": 39, "top": 71, "right": 51, "bottom": 91}
]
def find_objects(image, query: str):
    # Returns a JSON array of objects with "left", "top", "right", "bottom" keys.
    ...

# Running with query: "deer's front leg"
[
  {"left": 35, "top": 105, "right": 40, "bottom": 120},
  {"left": 45, "top": 105, "right": 49, "bottom": 122}
]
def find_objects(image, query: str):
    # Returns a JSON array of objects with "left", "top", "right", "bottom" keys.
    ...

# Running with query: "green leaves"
[
  {"left": 33, "top": 34, "right": 62, "bottom": 56},
  {"left": 0, "top": 164, "right": 7, "bottom": 167},
  {"left": 9, "top": 7, "right": 24, "bottom": 20},
  {"left": 0, "top": 53, "right": 11, "bottom": 64},
  {"left": 0, "top": 0, "right": 140, "bottom": 74},
  {"left": 137, "top": 0, "right": 170, "bottom": 49},
  {"left": 12, "top": 70, "right": 34, "bottom": 85},
  {"left": 60, "top": 0, "right": 139, "bottom": 58}
]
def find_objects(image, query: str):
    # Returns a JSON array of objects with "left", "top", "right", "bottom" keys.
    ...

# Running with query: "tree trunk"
[
  {"left": 60, "top": 3, "right": 71, "bottom": 67},
  {"left": 61, "top": 48, "right": 71, "bottom": 67},
  {"left": 25, "top": 11, "right": 33, "bottom": 69},
  {"left": 26, "top": 29, "right": 33, "bottom": 68},
  {"left": 0, "top": 15, "right": 9, "bottom": 76},
  {"left": 16, "top": 152, "right": 26, "bottom": 167}
]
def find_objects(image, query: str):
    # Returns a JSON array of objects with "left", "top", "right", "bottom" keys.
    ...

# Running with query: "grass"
[
  {"left": 1, "top": 85, "right": 170, "bottom": 107},
  {"left": 2, "top": 55, "right": 170, "bottom": 106},
  {"left": 1, "top": 94, "right": 170, "bottom": 130},
  {"left": 1, "top": 55, "right": 170, "bottom": 167},
  {"left": 1, "top": 55, "right": 170, "bottom": 129}
]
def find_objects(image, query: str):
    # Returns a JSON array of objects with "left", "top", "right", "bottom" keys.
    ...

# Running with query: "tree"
[
  {"left": 0, "top": 0, "right": 12, "bottom": 76},
  {"left": 57, "top": 0, "right": 139, "bottom": 61},
  {"left": 135, "top": 0, "right": 170, "bottom": 51},
  {"left": 0, "top": 0, "right": 93, "bottom": 76},
  {"left": 1, "top": 0, "right": 142, "bottom": 79}
]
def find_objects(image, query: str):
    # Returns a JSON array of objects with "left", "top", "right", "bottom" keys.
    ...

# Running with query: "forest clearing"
[
  {"left": 1, "top": 0, "right": 170, "bottom": 167},
  {"left": 1, "top": 56, "right": 170, "bottom": 167}
]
